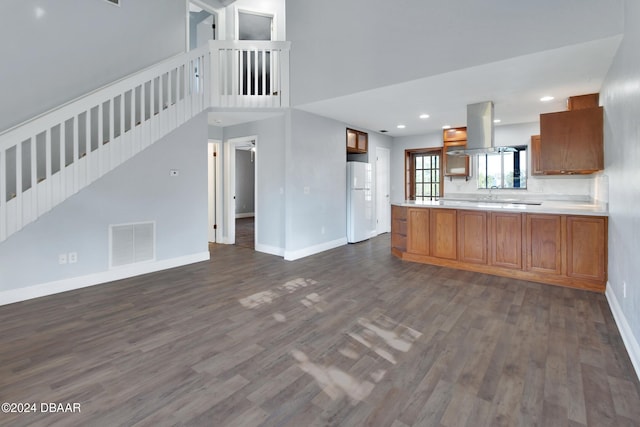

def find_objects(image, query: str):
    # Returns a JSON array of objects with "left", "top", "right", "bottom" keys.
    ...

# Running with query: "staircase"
[
  {"left": 0, "top": 40, "right": 291, "bottom": 244},
  {"left": 0, "top": 46, "right": 210, "bottom": 243}
]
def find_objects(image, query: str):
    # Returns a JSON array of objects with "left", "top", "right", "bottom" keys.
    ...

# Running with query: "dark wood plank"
[{"left": 0, "top": 235, "right": 638, "bottom": 427}]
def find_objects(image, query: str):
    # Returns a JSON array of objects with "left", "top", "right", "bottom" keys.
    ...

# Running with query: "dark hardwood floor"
[
  {"left": 1, "top": 235, "right": 639, "bottom": 426},
  {"left": 235, "top": 217, "right": 255, "bottom": 249}
]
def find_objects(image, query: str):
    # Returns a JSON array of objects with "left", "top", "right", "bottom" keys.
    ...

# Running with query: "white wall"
[
  {"left": 601, "top": 0, "right": 640, "bottom": 373},
  {"left": 222, "top": 115, "right": 286, "bottom": 253},
  {"left": 235, "top": 150, "right": 255, "bottom": 215},
  {"left": 390, "top": 122, "right": 601, "bottom": 203},
  {"left": 286, "top": 0, "right": 623, "bottom": 107},
  {"left": 0, "top": 113, "right": 209, "bottom": 295},
  {"left": 0, "top": 0, "right": 186, "bottom": 132}
]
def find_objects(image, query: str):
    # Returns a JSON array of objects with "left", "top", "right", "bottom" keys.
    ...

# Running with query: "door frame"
[
  {"left": 208, "top": 140, "right": 222, "bottom": 243},
  {"left": 376, "top": 146, "right": 391, "bottom": 235},
  {"left": 224, "top": 135, "right": 258, "bottom": 245}
]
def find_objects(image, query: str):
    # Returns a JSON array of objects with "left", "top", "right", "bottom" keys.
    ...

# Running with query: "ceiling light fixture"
[
  {"left": 493, "top": 119, "right": 501, "bottom": 123},
  {"left": 540, "top": 96, "right": 555, "bottom": 102},
  {"left": 419, "top": 114, "right": 430, "bottom": 119},
  {"left": 397, "top": 124, "right": 406, "bottom": 129}
]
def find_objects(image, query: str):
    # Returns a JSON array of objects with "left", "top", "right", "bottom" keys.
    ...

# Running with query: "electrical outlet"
[
  {"left": 58, "top": 254, "right": 67, "bottom": 265},
  {"left": 624, "top": 281, "right": 627, "bottom": 298},
  {"left": 68, "top": 252, "right": 78, "bottom": 264},
  {"left": 304, "top": 186, "right": 310, "bottom": 194},
  {"left": 321, "top": 226, "right": 325, "bottom": 235}
]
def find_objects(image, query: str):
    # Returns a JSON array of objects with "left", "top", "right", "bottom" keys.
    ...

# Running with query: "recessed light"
[
  {"left": 397, "top": 124, "right": 406, "bottom": 129},
  {"left": 419, "top": 114, "right": 430, "bottom": 119},
  {"left": 442, "top": 125, "right": 451, "bottom": 129},
  {"left": 493, "top": 119, "right": 501, "bottom": 123},
  {"left": 540, "top": 96, "right": 554, "bottom": 102}
]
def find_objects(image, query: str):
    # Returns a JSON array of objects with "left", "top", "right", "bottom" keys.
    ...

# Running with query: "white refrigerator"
[{"left": 347, "top": 161, "right": 375, "bottom": 243}]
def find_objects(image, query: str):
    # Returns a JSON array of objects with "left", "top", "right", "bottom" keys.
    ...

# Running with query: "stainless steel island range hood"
[{"left": 448, "top": 101, "right": 515, "bottom": 156}]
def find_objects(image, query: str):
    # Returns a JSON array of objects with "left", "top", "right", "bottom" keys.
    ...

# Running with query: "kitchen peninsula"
[{"left": 391, "top": 199, "right": 608, "bottom": 292}]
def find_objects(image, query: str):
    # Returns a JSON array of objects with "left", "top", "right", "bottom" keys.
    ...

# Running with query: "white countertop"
[{"left": 394, "top": 199, "right": 608, "bottom": 216}]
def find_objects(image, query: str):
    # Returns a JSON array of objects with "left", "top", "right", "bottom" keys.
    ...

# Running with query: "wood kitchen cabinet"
[
  {"left": 457, "top": 210, "right": 488, "bottom": 264},
  {"left": 566, "top": 215, "right": 607, "bottom": 282},
  {"left": 430, "top": 208, "right": 457, "bottom": 260},
  {"left": 391, "top": 205, "right": 607, "bottom": 292},
  {"left": 525, "top": 214, "right": 562, "bottom": 275},
  {"left": 538, "top": 93, "right": 603, "bottom": 174},
  {"left": 530, "top": 135, "right": 543, "bottom": 176},
  {"left": 443, "top": 127, "right": 469, "bottom": 178},
  {"left": 391, "top": 206, "right": 407, "bottom": 254},
  {"left": 489, "top": 212, "right": 523, "bottom": 269},
  {"left": 346, "top": 128, "right": 368, "bottom": 154},
  {"left": 407, "top": 208, "right": 430, "bottom": 255}
]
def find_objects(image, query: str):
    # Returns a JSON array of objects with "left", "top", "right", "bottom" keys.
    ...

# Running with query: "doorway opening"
[
  {"left": 224, "top": 136, "right": 258, "bottom": 248},
  {"left": 189, "top": 2, "right": 217, "bottom": 50}
]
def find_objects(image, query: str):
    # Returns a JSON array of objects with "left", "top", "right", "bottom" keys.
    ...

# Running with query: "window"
[
  {"left": 477, "top": 146, "right": 528, "bottom": 189},
  {"left": 405, "top": 149, "right": 443, "bottom": 201}
]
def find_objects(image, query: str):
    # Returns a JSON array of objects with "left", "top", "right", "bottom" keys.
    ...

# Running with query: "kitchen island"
[{"left": 391, "top": 199, "right": 608, "bottom": 292}]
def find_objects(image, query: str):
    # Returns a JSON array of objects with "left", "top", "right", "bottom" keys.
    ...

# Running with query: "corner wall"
[
  {"left": 0, "top": 113, "right": 209, "bottom": 304},
  {"left": 601, "top": 0, "right": 640, "bottom": 378}
]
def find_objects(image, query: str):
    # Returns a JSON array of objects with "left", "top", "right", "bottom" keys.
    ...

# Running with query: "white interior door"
[{"left": 376, "top": 147, "right": 391, "bottom": 234}]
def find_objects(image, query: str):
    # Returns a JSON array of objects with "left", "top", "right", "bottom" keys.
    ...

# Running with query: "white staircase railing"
[
  {"left": 0, "top": 46, "right": 210, "bottom": 243},
  {"left": 209, "top": 40, "right": 291, "bottom": 108}
]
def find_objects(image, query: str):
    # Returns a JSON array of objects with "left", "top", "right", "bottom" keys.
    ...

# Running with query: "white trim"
[
  {"left": 235, "top": 212, "right": 255, "bottom": 219},
  {"left": 284, "top": 237, "right": 348, "bottom": 261},
  {"left": 255, "top": 243, "right": 284, "bottom": 257},
  {"left": 208, "top": 140, "right": 222, "bottom": 242},
  {"left": 0, "top": 252, "right": 210, "bottom": 307},
  {"left": 225, "top": 135, "right": 258, "bottom": 246},
  {"left": 235, "top": 8, "right": 277, "bottom": 41},
  {"left": 606, "top": 283, "right": 640, "bottom": 381}
]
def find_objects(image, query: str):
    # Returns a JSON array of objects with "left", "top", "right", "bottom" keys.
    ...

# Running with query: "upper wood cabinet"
[
  {"left": 443, "top": 127, "right": 469, "bottom": 178},
  {"left": 530, "top": 135, "right": 543, "bottom": 176},
  {"left": 347, "top": 128, "right": 368, "bottom": 154},
  {"left": 538, "top": 93, "right": 604, "bottom": 175}
]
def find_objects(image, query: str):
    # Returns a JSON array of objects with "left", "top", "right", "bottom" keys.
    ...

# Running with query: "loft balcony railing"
[
  {"left": 0, "top": 40, "right": 290, "bottom": 243},
  {"left": 0, "top": 47, "right": 210, "bottom": 243},
  {"left": 209, "top": 40, "right": 291, "bottom": 108}
]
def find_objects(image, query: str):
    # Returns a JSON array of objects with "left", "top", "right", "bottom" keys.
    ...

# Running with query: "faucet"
[{"left": 488, "top": 186, "right": 498, "bottom": 199}]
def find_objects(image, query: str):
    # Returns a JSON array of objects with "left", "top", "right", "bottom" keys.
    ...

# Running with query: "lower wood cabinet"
[
  {"left": 489, "top": 212, "right": 523, "bottom": 269},
  {"left": 525, "top": 214, "right": 562, "bottom": 275},
  {"left": 430, "top": 208, "right": 457, "bottom": 260},
  {"left": 567, "top": 215, "right": 607, "bottom": 282},
  {"left": 407, "top": 208, "right": 430, "bottom": 255},
  {"left": 457, "top": 210, "right": 487, "bottom": 264},
  {"left": 392, "top": 205, "right": 608, "bottom": 292}
]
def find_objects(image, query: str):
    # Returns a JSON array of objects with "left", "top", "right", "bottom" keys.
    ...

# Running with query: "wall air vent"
[{"left": 109, "top": 222, "right": 155, "bottom": 268}]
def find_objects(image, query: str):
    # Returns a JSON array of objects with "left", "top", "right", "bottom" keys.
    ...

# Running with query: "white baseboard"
[
  {"left": 255, "top": 243, "right": 285, "bottom": 257},
  {"left": 284, "top": 237, "right": 347, "bottom": 261},
  {"left": 606, "top": 282, "right": 640, "bottom": 381},
  {"left": 235, "top": 212, "right": 255, "bottom": 219},
  {"left": 0, "top": 251, "right": 210, "bottom": 307}
]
